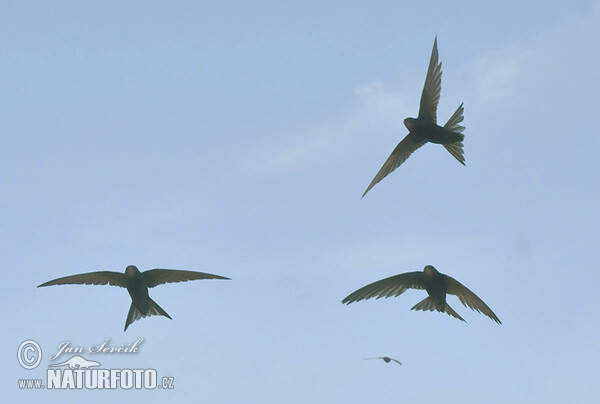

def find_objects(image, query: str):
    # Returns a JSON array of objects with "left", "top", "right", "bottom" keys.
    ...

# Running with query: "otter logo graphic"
[{"left": 49, "top": 355, "right": 101, "bottom": 369}]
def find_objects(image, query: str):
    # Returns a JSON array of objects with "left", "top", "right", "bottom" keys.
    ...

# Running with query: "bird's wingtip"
[{"left": 362, "top": 184, "right": 374, "bottom": 198}]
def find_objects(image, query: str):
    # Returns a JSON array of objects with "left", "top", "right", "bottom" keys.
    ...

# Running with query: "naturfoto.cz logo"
[{"left": 17, "top": 339, "right": 175, "bottom": 390}]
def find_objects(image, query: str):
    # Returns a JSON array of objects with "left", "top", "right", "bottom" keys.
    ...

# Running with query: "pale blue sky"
[{"left": 3, "top": 1, "right": 600, "bottom": 402}]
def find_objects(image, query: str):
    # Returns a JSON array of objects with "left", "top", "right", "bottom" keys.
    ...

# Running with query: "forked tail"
[
  {"left": 443, "top": 103, "right": 466, "bottom": 165},
  {"left": 411, "top": 296, "right": 466, "bottom": 322},
  {"left": 124, "top": 298, "right": 172, "bottom": 331}
]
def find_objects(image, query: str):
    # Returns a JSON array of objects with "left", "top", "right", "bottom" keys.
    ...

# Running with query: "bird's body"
[
  {"left": 342, "top": 265, "right": 501, "bottom": 324},
  {"left": 403, "top": 118, "right": 464, "bottom": 145},
  {"left": 122, "top": 265, "right": 173, "bottom": 329},
  {"left": 421, "top": 266, "right": 447, "bottom": 310},
  {"left": 125, "top": 266, "right": 150, "bottom": 312},
  {"left": 363, "top": 37, "right": 466, "bottom": 197},
  {"left": 39, "top": 265, "right": 230, "bottom": 331}
]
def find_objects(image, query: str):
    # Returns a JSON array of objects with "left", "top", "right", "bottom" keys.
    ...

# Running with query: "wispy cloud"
[
  {"left": 470, "top": 45, "right": 531, "bottom": 103},
  {"left": 469, "top": 2, "right": 600, "bottom": 106},
  {"left": 243, "top": 81, "right": 411, "bottom": 175}
]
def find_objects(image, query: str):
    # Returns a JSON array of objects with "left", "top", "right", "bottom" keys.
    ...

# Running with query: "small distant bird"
[
  {"left": 38, "top": 265, "right": 230, "bottom": 331},
  {"left": 364, "top": 356, "right": 402, "bottom": 366},
  {"left": 342, "top": 265, "right": 501, "bottom": 324},
  {"left": 363, "top": 37, "right": 466, "bottom": 197}
]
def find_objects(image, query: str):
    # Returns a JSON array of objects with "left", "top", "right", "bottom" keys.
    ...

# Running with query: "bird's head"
[
  {"left": 125, "top": 265, "right": 141, "bottom": 277},
  {"left": 423, "top": 265, "right": 439, "bottom": 276},
  {"left": 404, "top": 117, "right": 418, "bottom": 131}
]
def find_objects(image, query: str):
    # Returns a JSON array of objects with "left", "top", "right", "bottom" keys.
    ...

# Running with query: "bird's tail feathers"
[
  {"left": 444, "top": 303, "right": 466, "bottom": 322},
  {"left": 440, "top": 103, "right": 466, "bottom": 165},
  {"left": 411, "top": 297, "right": 466, "bottom": 322},
  {"left": 411, "top": 296, "right": 438, "bottom": 312},
  {"left": 444, "top": 103, "right": 465, "bottom": 134},
  {"left": 124, "top": 298, "right": 172, "bottom": 331},
  {"left": 443, "top": 141, "right": 465, "bottom": 165}
]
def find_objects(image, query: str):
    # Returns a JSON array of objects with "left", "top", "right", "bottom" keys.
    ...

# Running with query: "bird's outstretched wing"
[
  {"left": 444, "top": 275, "right": 501, "bottom": 324},
  {"left": 362, "top": 133, "right": 427, "bottom": 197},
  {"left": 142, "top": 269, "right": 230, "bottom": 288},
  {"left": 38, "top": 271, "right": 127, "bottom": 287},
  {"left": 342, "top": 272, "right": 425, "bottom": 304},
  {"left": 389, "top": 358, "right": 402, "bottom": 365},
  {"left": 418, "top": 37, "right": 442, "bottom": 124}
]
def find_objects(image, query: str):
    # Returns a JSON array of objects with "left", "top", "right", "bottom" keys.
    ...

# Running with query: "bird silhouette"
[
  {"left": 364, "top": 356, "right": 402, "bottom": 366},
  {"left": 363, "top": 37, "right": 466, "bottom": 197},
  {"left": 342, "top": 265, "right": 500, "bottom": 324},
  {"left": 38, "top": 265, "right": 230, "bottom": 331}
]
